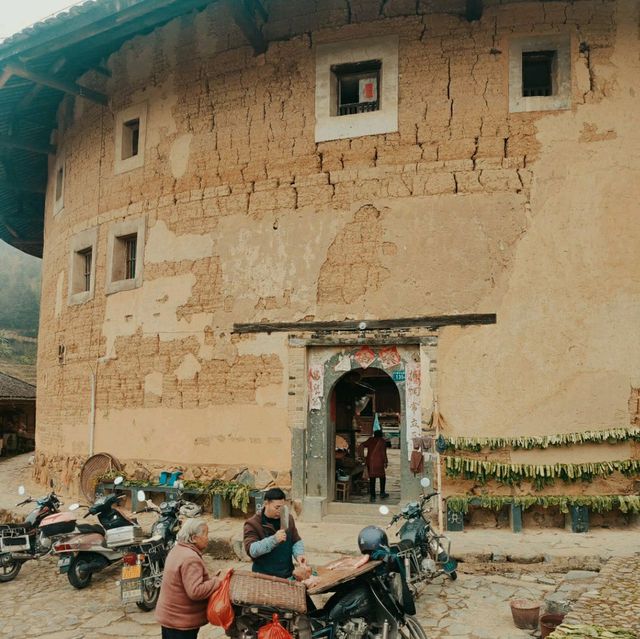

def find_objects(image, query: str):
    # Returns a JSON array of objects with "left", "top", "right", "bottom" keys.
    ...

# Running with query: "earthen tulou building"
[{"left": 0, "top": 0, "right": 638, "bottom": 526}]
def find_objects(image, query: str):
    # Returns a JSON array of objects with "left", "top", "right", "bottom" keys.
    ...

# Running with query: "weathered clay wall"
[{"left": 35, "top": 0, "right": 640, "bottom": 489}]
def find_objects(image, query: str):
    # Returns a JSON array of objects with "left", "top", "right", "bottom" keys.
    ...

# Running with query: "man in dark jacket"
[{"left": 243, "top": 487, "right": 306, "bottom": 579}]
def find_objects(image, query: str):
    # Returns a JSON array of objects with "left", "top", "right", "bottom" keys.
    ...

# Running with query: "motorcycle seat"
[
  {"left": 391, "top": 540, "right": 414, "bottom": 553},
  {"left": 76, "top": 523, "right": 105, "bottom": 535}
]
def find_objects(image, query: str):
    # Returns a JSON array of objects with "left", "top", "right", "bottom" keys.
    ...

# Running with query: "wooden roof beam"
[
  {"left": 2, "top": 63, "right": 108, "bottom": 106},
  {"left": 0, "top": 134, "right": 56, "bottom": 155},
  {"left": 227, "top": 0, "right": 267, "bottom": 55},
  {"left": 465, "top": 0, "right": 483, "bottom": 21},
  {"left": 233, "top": 314, "right": 497, "bottom": 334}
]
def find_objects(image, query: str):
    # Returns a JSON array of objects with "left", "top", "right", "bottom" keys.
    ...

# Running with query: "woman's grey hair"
[{"left": 177, "top": 518, "right": 207, "bottom": 543}]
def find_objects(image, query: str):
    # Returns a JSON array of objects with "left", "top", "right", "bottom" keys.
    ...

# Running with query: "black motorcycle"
[
  {"left": 229, "top": 526, "right": 428, "bottom": 639},
  {"left": 379, "top": 478, "right": 457, "bottom": 594},
  {"left": 0, "top": 482, "right": 62, "bottom": 582},
  {"left": 110, "top": 487, "right": 184, "bottom": 611}
]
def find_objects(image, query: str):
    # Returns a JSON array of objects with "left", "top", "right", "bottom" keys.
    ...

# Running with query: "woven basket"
[{"left": 230, "top": 571, "right": 307, "bottom": 613}]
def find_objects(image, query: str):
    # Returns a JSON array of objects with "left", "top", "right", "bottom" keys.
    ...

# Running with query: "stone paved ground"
[
  {"left": 0, "top": 552, "right": 561, "bottom": 639},
  {"left": 550, "top": 555, "right": 640, "bottom": 639},
  {"left": 2, "top": 454, "right": 639, "bottom": 639}
]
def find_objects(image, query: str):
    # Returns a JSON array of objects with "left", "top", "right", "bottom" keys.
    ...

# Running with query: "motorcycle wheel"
[
  {"left": 402, "top": 617, "right": 428, "bottom": 639},
  {"left": 67, "top": 556, "right": 93, "bottom": 589},
  {"left": 0, "top": 555, "right": 22, "bottom": 582},
  {"left": 136, "top": 566, "right": 160, "bottom": 611}
]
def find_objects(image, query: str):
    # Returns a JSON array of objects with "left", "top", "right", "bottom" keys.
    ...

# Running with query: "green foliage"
[
  {"left": 444, "top": 455, "right": 640, "bottom": 489},
  {"left": 96, "top": 471, "right": 253, "bottom": 512},
  {"left": 551, "top": 624, "right": 637, "bottom": 638},
  {"left": 0, "top": 240, "right": 41, "bottom": 337},
  {"left": 446, "top": 494, "right": 640, "bottom": 514},
  {"left": 442, "top": 427, "right": 640, "bottom": 452}
]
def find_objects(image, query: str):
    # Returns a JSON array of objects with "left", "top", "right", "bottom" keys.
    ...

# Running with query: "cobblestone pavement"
[
  {"left": 0, "top": 551, "right": 563, "bottom": 639},
  {"left": 551, "top": 555, "right": 640, "bottom": 639}
]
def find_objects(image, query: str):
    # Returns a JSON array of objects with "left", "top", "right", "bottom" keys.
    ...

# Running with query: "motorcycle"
[
  {"left": 52, "top": 476, "right": 140, "bottom": 589},
  {"left": 0, "top": 482, "right": 63, "bottom": 582},
  {"left": 379, "top": 477, "right": 457, "bottom": 595},
  {"left": 111, "top": 486, "right": 185, "bottom": 611}
]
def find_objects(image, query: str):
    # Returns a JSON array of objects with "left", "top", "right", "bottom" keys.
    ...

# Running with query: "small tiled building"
[{"left": 0, "top": 372, "right": 36, "bottom": 456}]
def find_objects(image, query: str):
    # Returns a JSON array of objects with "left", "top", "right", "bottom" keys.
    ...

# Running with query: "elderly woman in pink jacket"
[{"left": 156, "top": 519, "right": 222, "bottom": 638}]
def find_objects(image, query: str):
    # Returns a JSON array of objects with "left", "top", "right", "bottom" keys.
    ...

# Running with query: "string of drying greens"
[
  {"left": 444, "top": 456, "right": 640, "bottom": 490},
  {"left": 445, "top": 494, "right": 640, "bottom": 514},
  {"left": 441, "top": 426, "right": 640, "bottom": 452},
  {"left": 96, "top": 471, "right": 252, "bottom": 512}
]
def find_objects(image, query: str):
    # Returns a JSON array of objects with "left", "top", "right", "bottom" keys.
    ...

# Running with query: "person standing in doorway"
[{"left": 360, "top": 420, "right": 389, "bottom": 502}]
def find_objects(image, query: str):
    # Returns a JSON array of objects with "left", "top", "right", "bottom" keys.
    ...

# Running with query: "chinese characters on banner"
[
  {"left": 354, "top": 346, "right": 376, "bottom": 369},
  {"left": 308, "top": 364, "right": 324, "bottom": 411},
  {"left": 405, "top": 362, "right": 422, "bottom": 458}
]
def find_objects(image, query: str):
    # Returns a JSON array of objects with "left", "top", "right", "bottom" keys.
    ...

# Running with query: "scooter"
[
  {"left": 0, "top": 482, "right": 63, "bottom": 582},
  {"left": 112, "top": 486, "right": 185, "bottom": 611},
  {"left": 379, "top": 477, "right": 457, "bottom": 595},
  {"left": 52, "top": 476, "right": 140, "bottom": 589}
]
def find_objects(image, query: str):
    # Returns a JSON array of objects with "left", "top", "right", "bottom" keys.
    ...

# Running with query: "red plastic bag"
[
  {"left": 207, "top": 569, "right": 235, "bottom": 630},
  {"left": 258, "top": 614, "right": 293, "bottom": 639}
]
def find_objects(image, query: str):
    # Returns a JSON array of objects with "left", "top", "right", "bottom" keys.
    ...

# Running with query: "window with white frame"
[
  {"left": 53, "top": 156, "right": 65, "bottom": 215},
  {"left": 315, "top": 35, "right": 398, "bottom": 142},
  {"left": 509, "top": 35, "right": 571, "bottom": 113},
  {"left": 106, "top": 217, "right": 145, "bottom": 294},
  {"left": 68, "top": 227, "right": 97, "bottom": 305},
  {"left": 114, "top": 103, "right": 147, "bottom": 174}
]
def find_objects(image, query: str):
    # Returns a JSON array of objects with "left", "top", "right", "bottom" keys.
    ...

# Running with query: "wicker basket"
[{"left": 230, "top": 571, "right": 307, "bottom": 613}]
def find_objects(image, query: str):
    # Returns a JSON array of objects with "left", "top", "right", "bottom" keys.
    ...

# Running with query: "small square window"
[
  {"left": 509, "top": 35, "right": 571, "bottom": 113},
  {"left": 522, "top": 50, "right": 556, "bottom": 97},
  {"left": 68, "top": 227, "right": 97, "bottom": 305},
  {"left": 121, "top": 118, "right": 140, "bottom": 160},
  {"left": 114, "top": 103, "right": 146, "bottom": 174},
  {"left": 112, "top": 233, "right": 138, "bottom": 282},
  {"left": 105, "top": 217, "right": 145, "bottom": 294},
  {"left": 332, "top": 60, "right": 381, "bottom": 116},
  {"left": 53, "top": 156, "right": 65, "bottom": 215}
]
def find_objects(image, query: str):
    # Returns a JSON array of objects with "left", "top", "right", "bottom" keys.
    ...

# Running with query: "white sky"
[{"left": 0, "top": 1, "right": 86, "bottom": 41}]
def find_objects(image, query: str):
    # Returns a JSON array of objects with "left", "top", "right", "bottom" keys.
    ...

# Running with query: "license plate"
[
  {"left": 122, "top": 564, "right": 142, "bottom": 580},
  {"left": 58, "top": 556, "right": 71, "bottom": 574},
  {"left": 121, "top": 576, "right": 143, "bottom": 604}
]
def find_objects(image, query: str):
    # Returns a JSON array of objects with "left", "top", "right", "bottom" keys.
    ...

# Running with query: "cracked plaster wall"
[{"left": 35, "top": 0, "right": 640, "bottom": 484}]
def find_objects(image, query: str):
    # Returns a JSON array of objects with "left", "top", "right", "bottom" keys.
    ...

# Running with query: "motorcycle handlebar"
[{"left": 16, "top": 498, "right": 31, "bottom": 506}]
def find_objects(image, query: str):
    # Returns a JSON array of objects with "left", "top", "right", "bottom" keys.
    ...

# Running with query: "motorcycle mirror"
[
  {"left": 420, "top": 477, "right": 431, "bottom": 489},
  {"left": 113, "top": 476, "right": 124, "bottom": 486},
  {"left": 18, "top": 485, "right": 25, "bottom": 496},
  {"left": 68, "top": 503, "right": 80, "bottom": 511},
  {"left": 379, "top": 505, "right": 390, "bottom": 515},
  {"left": 137, "top": 490, "right": 147, "bottom": 503}
]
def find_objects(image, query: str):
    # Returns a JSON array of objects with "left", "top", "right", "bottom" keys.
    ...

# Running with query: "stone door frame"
[{"left": 289, "top": 338, "right": 437, "bottom": 521}]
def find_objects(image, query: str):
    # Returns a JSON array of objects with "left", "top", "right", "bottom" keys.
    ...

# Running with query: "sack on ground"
[
  {"left": 207, "top": 569, "right": 235, "bottom": 629},
  {"left": 258, "top": 614, "right": 293, "bottom": 639}
]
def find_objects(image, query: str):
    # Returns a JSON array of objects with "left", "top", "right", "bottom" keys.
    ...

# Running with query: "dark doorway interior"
[{"left": 330, "top": 367, "right": 401, "bottom": 504}]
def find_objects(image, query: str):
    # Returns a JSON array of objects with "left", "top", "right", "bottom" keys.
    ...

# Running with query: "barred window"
[
  {"left": 332, "top": 60, "right": 381, "bottom": 116},
  {"left": 522, "top": 50, "right": 556, "bottom": 97},
  {"left": 123, "top": 235, "right": 137, "bottom": 280}
]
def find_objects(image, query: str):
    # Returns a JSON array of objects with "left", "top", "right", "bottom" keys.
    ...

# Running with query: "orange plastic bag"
[
  {"left": 258, "top": 614, "right": 293, "bottom": 639},
  {"left": 207, "top": 569, "right": 235, "bottom": 629}
]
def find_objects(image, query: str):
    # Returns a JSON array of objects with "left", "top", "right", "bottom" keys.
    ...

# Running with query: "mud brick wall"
[{"left": 34, "top": 0, "right": 640, "bottom": 493}]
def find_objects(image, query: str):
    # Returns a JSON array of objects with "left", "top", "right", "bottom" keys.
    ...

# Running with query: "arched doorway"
[{"left": 329, "top": 367, "right": 401, "bottom": 504}]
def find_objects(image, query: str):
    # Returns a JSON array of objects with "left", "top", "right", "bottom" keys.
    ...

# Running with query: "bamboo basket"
[{"left": 230, "top": 571, "right": 307, "bottom": 613}]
